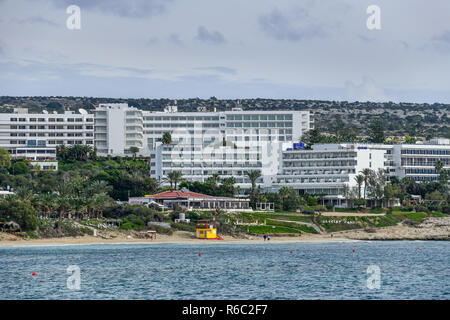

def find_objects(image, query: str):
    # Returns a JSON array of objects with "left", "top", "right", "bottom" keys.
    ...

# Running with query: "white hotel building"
[
  {"left": 0, "top": 109, "right": 94, "bottom": 169},
  {"left": 88, "top": 103, "right": 312, "bottom": 189},
  {"left": 147, "top": 108, "right": 313, "bottom": 189},
  {"left": 273, "top": 140, "right": 450, "bottom": 197}
]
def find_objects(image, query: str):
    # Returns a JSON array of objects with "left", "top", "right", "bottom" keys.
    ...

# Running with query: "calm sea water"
[{"left": 0, "top": 241, "right": 448, "bottom": 300}]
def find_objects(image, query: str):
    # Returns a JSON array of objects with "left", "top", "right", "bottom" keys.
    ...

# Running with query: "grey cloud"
[
  {"left": 168, "top": 33, "right": 183, "bottom": 46},
  {"left": 50, "top": 0, "right": 172, "bottom": 18},
  {"left": 196, "top": 66, "right": 236, "bottom": 75},
  {"left": 258, "top": 8, "right": 326, "bottom": 41},
  {"left": 146, "top": 36, "right": 159, "bottom": 45},
  {"left": 195, "top": 26, "right": 226, "bottom": 45},
  {"left": 432, "top": 30, "right": 450, "bottom": 44},
  {"left": 358, "top": 34, "right": 375, "bottom": 43},
  {"left": 15, "top": 16, "right": 58, "bottom": 26},
  {"left": 345, "top": 77, "right": 390, "bottom": 103}
]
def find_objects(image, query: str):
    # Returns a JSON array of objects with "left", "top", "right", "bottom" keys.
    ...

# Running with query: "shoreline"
[
  {"left": 0, "top": 232, "right": 354, "bottom": 247},
  {"left": 1, "top": 218, "right": 448, "bottom": 247},
  {"left": 1, "top": 231, "right": 448, "bottom": 248}
]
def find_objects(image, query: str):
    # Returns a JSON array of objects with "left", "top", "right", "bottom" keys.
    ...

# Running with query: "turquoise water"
[{"left": 0, "top": 241, "right": 448, "bottom": 299}]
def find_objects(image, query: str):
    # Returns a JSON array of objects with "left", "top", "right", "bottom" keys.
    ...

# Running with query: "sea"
[{"left": 0, "top": 241, "right": 448, "bottom": 299}]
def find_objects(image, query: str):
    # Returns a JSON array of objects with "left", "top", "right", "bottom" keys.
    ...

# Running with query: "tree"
[
  {"left": 367, "top": 118, "right": 385, "bottom": 143},
  {"left": 12, "top": 161, "right": 29, "bottom": 175},
  {"left": 129, "top": 146, "right": 139, "bottom": 159},
  {"left": 245, "top": 170, "right": 262, "bottom": 196},
  {"left": 0, "top": 148, "right": 11, "bottom": 170},
  {"left": 360, "top": 168, "right": 373, "bottom": 200},
  {"left": 434, "top": 160, "right": 448, "bottom": 191},
  {"left": 354, "top": 175, "right": 364, "bottom": 199},
  {"left": 160, "top": 132, "right": 172, "bottom": 145},
  {"left": 165, "top": 171, "right": 183, "bottom": 189},
  {"left": 368, "top": 168, "right": 386, "bottom": 207},
  {"left": 0, "top": 197, "right": 38, "bottom": 231}
]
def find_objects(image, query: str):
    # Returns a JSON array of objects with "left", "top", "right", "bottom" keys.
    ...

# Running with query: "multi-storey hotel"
[
  {"left": 93, "top": 103, "right": 144, "bottom": 156},
  {"left": 0, "top": 109, "right": 94, "bottom": 162},
  {"left": 146, "top": 106, "right": 313, "bottom": 189},
  {"left": 273, "top": 140, "right": 450, "bottom": 198},
  {"left": 273, "top": 143, "right": 386, "bottom": 196},
  {"left": 2, "top": 102, "right": 449, "bottom": 196}
]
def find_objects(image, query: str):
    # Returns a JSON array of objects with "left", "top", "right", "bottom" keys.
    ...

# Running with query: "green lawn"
[
  {"left": 392, "top": 211, "right": 428, "bottom": 220},
  {"left": 246, "top": 225, "right": 302, "bottom": 234}
]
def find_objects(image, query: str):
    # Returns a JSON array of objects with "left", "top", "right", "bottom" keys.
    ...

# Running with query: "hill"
[{"left": 1, "top": 96, "right": 449, "bottom": 138}]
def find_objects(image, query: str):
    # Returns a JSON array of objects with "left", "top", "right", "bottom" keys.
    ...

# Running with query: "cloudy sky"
[{"left": 1, "top": 0, "right": 450, "bottom": 103}]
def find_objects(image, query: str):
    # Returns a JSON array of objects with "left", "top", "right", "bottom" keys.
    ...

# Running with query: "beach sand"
[
  {"left": 0, "top": 231, "right": 352, "bottom": 247},
  {"left": 1, "top": 217, "right": 448, "bottom": 247}
]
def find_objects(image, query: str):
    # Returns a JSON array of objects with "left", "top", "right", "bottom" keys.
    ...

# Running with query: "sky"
[{"left": 1, "top": 0, "right": 450, "bottom": 103}]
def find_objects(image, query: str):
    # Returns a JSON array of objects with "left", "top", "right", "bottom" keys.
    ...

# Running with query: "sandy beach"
[
  {"left": 1, "top": 217, "right": 448, "bottom": 247},
  {"left": 0, "top": 230, "right": 354, "bottom": 247}
]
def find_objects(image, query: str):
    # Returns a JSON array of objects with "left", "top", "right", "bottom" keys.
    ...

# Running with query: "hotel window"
[
  {"left": 10, "top": 118, "right": 17, "bottom": 121},
  {"left": 49, "top": 118, "right": 56, "bottom": 122},
  {"left": 30, "top": 118, "right": 37, "bottom": 122}
]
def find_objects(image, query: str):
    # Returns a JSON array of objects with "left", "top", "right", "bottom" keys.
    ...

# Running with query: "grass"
[
  {"left": 241, "top": 212, "right": 313, "bottom": 223},
  {"left": 430, "top": 211, "right": 447, "bottom": 217},
  {"left": 392, "top": 211, "right": 428, "bottom": 220},
  {"left": 238, "top": 212, "right": 318, "bottom": 234},
  {"left": 246, "top": 225, "right": 302, "bottom": 235}
]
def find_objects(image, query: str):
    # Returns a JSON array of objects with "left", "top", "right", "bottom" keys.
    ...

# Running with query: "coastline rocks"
[{"left": 340, "top": 217, "right": 450, "bottom": 241}]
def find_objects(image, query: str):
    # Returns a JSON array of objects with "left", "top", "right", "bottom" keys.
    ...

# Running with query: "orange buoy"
[
  {"left": 198, "top": 253, "right": 202, "bottom": 256},
  {"left": 352, "top": 249, "right": 356, "bottom": 252},
  {"left": 32, "top": 272, "right": 37, "bottom": 276},
  {"left": 290, "top": 251, "right": 293, "bottom": 254}
]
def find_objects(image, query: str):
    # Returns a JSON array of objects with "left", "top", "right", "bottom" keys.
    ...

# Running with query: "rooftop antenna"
[
  {"left": 42, "top": 110, "right": 49, "bottom": 114},
  {"left": 78, "top": 108, "right": 88, "bottom": 115}
]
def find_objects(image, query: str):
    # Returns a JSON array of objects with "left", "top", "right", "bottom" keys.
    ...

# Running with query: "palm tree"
[
  {"left": 165, "top": 171, "right": 183, "bottom": 189},
  {"left": 354, "top": 175, "right": 364, "bottom": 199},
  {"left": 91, "top": 193, "right": 112, "bottom": 219},
  {"left": 360, "top": 168, "right": 372, "bottom": 199},
  {"left": 245, "top": 170, "right": 262, "bottom": 196},
  {"left": 129, "top": 146, "right": 139, "bottom": 159},
  {"left": 435, "top": 159, "right": 443, "bottom": 173},
  {"left": 160, "top": 132, "right": 172, "bottom": 145},
  {"left": 206, "top": 173, "right": 221, "bottom": 192}
]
